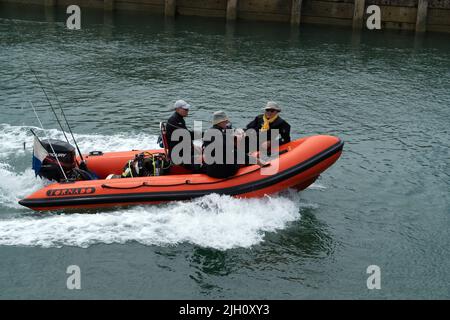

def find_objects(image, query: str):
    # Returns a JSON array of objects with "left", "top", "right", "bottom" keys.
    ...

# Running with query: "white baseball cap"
[{"left": 174, "top": 100, "right": 191, "bottom": 110}]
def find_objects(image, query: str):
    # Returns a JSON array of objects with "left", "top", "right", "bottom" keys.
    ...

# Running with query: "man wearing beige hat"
[
  {"left": 203, "top": 111, "right": 241, "bottom": 178},
  {"left": 245, "top": 101, "right": 291, "bottom": 150}
]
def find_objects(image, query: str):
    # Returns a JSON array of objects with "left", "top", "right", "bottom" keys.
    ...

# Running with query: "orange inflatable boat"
[{"left": 19, "top": 135, "right": 343, "bottom": 211}]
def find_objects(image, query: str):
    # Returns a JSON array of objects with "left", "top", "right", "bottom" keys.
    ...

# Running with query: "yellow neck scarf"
[{"left": 261, "top": 114, "right": 278, "bottom": 131}]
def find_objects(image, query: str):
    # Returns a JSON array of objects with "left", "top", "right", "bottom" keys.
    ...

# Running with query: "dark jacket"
[
  {"left": 166, "top": 112, "right": 195, "bottom": 160},
  {"left": 203, "top": 125, "right": 240, "bottom": 179},
  {"left": 245, "top": 114, "right": 291, "bottom": 145}
]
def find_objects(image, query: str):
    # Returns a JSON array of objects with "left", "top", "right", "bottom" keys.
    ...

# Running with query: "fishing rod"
[
  {"left": 10, "top": 19, "right": 70, "bottom": 144},
  {"left": 29, "top": 101, "right": 68, "bottom": 181},
  {"left": 29, "top": 68, "right": 71, "bottom": 146},
  {"left": 45, "top": 73, "right": 85, "bottom": 162},
  {"left": 10, "top": 18, "right": 85, "bottom": 164}
]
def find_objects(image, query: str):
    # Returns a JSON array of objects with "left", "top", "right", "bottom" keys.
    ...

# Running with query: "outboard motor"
[{"left": 37, "top": 139, "right": 76, "bottom": 181}]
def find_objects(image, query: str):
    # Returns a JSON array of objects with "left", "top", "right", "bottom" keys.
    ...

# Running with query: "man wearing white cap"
[
  {"left": 166, "top": 100, "right": 197, "bottom": 170},
  {"left": 245, "top": 101, "right": 291, "bottom": 150}
]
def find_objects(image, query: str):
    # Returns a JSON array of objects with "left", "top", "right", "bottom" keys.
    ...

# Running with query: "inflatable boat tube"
[{"left": 19, "top": 135, "right": 344, "bottom": 211}]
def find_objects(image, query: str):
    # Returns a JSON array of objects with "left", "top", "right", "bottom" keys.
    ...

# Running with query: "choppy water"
[{"left": 0, "top": 4, "right": 449, "bottom": 299}]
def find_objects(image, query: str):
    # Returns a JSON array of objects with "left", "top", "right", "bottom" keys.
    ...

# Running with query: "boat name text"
[{"left": 47, "top": 187, "right": 96, "bottom": 197}]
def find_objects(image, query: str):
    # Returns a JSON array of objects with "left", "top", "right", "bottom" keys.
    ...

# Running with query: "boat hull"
[{"left": 19, "top": 135, "right": 344, "bottom": 211}]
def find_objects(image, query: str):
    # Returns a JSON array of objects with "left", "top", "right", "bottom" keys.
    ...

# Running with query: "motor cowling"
[{"left": 38, "top": 139, "right": 76, "bottom": 181}]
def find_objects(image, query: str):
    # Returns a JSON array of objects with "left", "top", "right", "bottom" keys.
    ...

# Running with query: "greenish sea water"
[{"left": 0, "top": 4, "right": 449, "bottom": 299}]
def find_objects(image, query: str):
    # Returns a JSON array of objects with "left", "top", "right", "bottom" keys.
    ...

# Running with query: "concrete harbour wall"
[{"left": 1, "top": 0, "right": 449, "bottom": 33}]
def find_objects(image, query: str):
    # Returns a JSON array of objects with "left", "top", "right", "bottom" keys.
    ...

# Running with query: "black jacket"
[
  {"left": 245, "top": 114, "right": 291, "bottom": 145},
  {"left": 166, "top": 112, "right": 194, "bottom": 157},
  {"left": 203, "top": 125, "right": 240, "bottom": 179}
]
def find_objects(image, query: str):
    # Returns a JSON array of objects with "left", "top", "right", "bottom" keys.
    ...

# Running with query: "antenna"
[
  {"left": 11, "top": 18, "right": 85, "bottom": 163},
  {"left": 45, "top": 74, "right": 85, "bottom": 162},
  {"left": 29, "top": 68, "right": 70, "bottom": 145}
]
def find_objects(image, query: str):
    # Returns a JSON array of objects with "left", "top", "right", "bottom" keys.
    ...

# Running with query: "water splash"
[
  {"left": 309, "top": 182, "right": 327, "bottom": 191},
  {"left": 0, "top": 192, "right": 302, "bottom": 250},
  {"left": 0, "top": 163, "right": 46, "bottom": 209}
]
